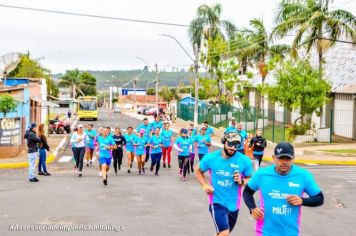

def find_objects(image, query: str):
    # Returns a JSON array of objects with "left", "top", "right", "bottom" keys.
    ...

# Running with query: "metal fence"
[{"left": 177, "top": 102, "right": 355, "bottom": 144}]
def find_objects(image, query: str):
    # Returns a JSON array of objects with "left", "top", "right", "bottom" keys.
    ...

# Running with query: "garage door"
[{"left": 334, "top": 98, "right": 354, "bottom": 139}]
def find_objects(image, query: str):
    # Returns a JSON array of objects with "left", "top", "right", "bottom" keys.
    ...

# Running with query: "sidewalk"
[
  {"left": 125, "top": 111, "right": 356, "bottom": 166},
  {"left": 0, "top": 117, "right": 77, "bottom": 169}
]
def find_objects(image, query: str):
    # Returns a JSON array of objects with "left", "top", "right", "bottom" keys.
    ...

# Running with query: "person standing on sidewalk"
[
  {"left": 195, "top": 126, "right": 211, "bottom": 161},
  {"left": 70, "top": 124, "right": 87, "bottom": 177},
  {"left": 37, "top": 124, "right": 51, "bottom": 176},
  {"left": 149, "top": 127, "right": 163, "bottom": 176},
  {"left": 136, "top": 118, "right": 151, "bottom": 163},
  {"left": 195, "top": 131, "right": 253, "bottom": 236},
  {"left": 249, "top": 129, "right": 267, "bottom": 171},
  {"left": 96, "top": 127, "right": 116, "bottom": 185},
  {"left": 24, "top": 123, "right": 41, "bottom": 182},
  {"left": 85, "top": 124, "right": 96, "bottom": 166},
  {"left": 243, "top": 142, "right": 324, "bottom": 236},
  {"left": 161, "top": 121, "right": 173, "bottom": 169},
  {"left": 236, "top": 123, "right": 248, "bottom": 155},
  {"left": 174, "top": 128, "right": 193, "bottom": 181},
  {"left": 112, "top": 128, "right": 126, "bottom": 174}
]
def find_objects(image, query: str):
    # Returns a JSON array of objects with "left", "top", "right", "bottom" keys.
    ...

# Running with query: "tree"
[
  {"left": 264, "top": 58, "right": 331, "bottom": 130},
  {"left": 0, "top": 94, "right": 18, "bottom": 117},
  {"left": 146, "top": 88, "right": 156, "bottom": 95},
  {"left": 80, "top": 72, "right": 97, "bottom": 96},
  {"left": 272, "top": 0, "right": 356, "bottom": 78},
  {"left": 159, "top": 86, "right": 175, "bottom": 106},
  {"left": 58, "top": 69, "right": 86, "bottom": 98}
]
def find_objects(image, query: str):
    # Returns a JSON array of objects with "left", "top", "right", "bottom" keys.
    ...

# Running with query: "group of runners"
[{"left": 68, "top": 115, "right": 324, "bottom": 236}]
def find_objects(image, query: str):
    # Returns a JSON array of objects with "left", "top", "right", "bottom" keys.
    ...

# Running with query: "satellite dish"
[{"left": 0, "top": 52, "right": 21, "bottom": 86}]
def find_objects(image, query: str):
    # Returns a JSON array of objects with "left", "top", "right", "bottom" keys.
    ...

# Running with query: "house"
[{"left": 246, "top": 43, "right": 356, "bottom": 141}]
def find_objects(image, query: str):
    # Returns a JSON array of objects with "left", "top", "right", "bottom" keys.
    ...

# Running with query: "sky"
[{"left": 0, "top": 0, "right": 354, "bottom": 74}]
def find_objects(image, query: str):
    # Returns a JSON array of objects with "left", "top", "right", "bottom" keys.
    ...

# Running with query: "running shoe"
[
  {"left": 150, "top": 166, "right": 154, "bottom": 172},
  {"left": 127, "top": 169, "right": 131, "bottom": 174},
  {"left": 103, "top": 179, "right": 107, "bottom": 185},
  {"left": 163, "top": 163, "right": 166, "bottom": 168},
  {"left": 78, "top": 172, "right": 82, "bottom": 177},
  {"left": 168, "top": 164, "right": 171, "bottom": 168},
  {"left": 155, "top": 172, "right": 159, "bottom": 176},
  {"left": 183, "top": 177, "right": 187, "bottom": 181},
  {"left": 142, "top": 168, "right": 145, "bottom": 174}
]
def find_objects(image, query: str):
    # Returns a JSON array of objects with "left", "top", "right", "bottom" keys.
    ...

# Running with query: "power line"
[{"left": 0, "top": 4, "right": 189, "bottom": 27}]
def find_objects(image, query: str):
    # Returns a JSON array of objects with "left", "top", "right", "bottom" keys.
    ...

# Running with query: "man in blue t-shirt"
[
  {"left": 195, "top": 131, "right": 253, "bottom": 235},
  {"left": 202, "top": 121, "right": 214, "bottom": 136},
  {"left": 243, "top": 142, "right": 324, "bottom": 236},
  {"left": 96, "top": 127, "right": 116, "bottom": 186},
  {"left": 194, "top": 126, "right": 211, "bottom": 161}
]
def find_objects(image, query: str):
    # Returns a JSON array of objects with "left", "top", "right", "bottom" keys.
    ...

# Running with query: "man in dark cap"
[
  {"left": 24, "top": 123, "right": 41, "bottom": 182},
  {"left": 243, "top": 142, "right": 324, "bottom": 236}
]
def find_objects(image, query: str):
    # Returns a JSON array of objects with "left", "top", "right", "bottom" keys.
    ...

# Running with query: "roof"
[{"left": 249, "top": 43, "right": 356, "bottom": 94}]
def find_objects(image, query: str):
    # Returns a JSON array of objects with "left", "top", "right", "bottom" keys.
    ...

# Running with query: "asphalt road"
[{"left": 0, "top": 110, "right": 355, "bottom": 236}]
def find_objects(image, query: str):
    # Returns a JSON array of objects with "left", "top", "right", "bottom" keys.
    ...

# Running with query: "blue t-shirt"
[
  {"left": 124, "top": 133, "right": 137, "bottom": 152},
  {"left": 199, "top": 150, "right": 253, "bottom": 212},
  {"left": 237, "top": 129, "right": 248, "bottom": 150},
  {"left": 135, "top": 136, "right": 147, "bottom": 155},
  {"left": 161, "top": 129, "right": 173, "bottom": 147},
  {"left": 205, "top": 126, "right": 214, "bottom": 136},
  {"left": 97, "top": 135, "right": 115, "bottom": 159},
  {"left": 150, "top": 121, "right": 162, "bottom": 132},
  {"left": 225, "top": 126, "right": 238, "bottom": 134},
  {"left": 195, "top": 134, "right": 211, "bottom": 154},
  {"left": 136, "top": 124, "right": 151, "bottom": 138},
  {"left": 247, "top": 165, "right": 321, "bottom": 236},
  {"left": 149, "top": 135, "right": 163, "bottom": 154},
  {"left": 85, "top": 129, "right": 97, "bottom": 149},
  {"left": 174, "top": 136, "right": 192, "bottom": 156}
]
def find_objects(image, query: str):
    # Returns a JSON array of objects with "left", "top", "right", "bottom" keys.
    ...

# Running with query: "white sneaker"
[{"left": 99, "top": 172, "right": 102, "bottom": 177}]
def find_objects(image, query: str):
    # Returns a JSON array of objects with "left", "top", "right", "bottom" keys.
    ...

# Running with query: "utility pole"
[
  {"left": 155, "top": 63, "right": 159, "bottom": 115},
  {"left": 133, "top": 79, "right": 137, "bottom": 111},
  {"left": 193, "top": 44, "right": 199, "bottom": 127}
]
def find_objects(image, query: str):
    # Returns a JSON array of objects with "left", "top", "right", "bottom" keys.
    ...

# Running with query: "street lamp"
[{"left": 159, "top": 33, "right": 199, "bottom": 127}]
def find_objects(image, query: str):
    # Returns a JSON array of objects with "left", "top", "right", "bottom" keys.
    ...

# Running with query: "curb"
[
  {"left": 0, "top": 118, "right": 77, "bottom": 169},
  {"left": 303, "top": 150, "right": 356, "bottom": 157},
  {"left": 263, "top": 157, "right": 356, "bottom": 166}
]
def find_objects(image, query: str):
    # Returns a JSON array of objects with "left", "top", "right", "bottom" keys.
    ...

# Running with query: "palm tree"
[
  {"left": 58, "top": 69, "right": 85, "bottom": 98},
  {"left": 272, "top": 0, "right": 356, "bottom": 78}
]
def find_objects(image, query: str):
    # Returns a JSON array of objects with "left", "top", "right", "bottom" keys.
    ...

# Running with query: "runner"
[
  {"left": 203, "top": 121, "right": 215, "bottom": 136},
  {"left": 225, "top": 117, "right": 238, "bottom": 133},
  {"left": 249, "top": 129, "right": 267, "bottom": 171},
  {"left": 174, "top": 128, "right": 193, "bottom": 181},
  {"left": 136, "top": 117, "right": 151, "bottom": 163},
  {"left": 161, "top": 121, "right": 173, "bottom": 168},
  {"left": 150, "top": 115, "right": 163, "bottom": 134},
  {"left": 124, "top": 126, "right": 137, "bottom": 174},
  {"left": 96, "top": 127, "right": 116, "bottom": 185},
  {"left": 236, "top": 123, "right": 248, "bottom": 155},
  {"left": 187, "top": 125, "right": 197, "bottom": 174},
  {"left": 85, "top": 124, "right": 96, "bottom": 166},
  {"left": 70, "top": 124, "right": 87, "bottom": 177},
  {"left": 135, "top": 129, "right": 148, "bottom": 175},
  {"left": 195, "top": 131, "right": 253, "bottom": 236},
  {"left": 94, "top": 126, "right": 104, "bottom": 176},
  {"left": 112, "top": 128, "right": 127, "bottom": 175},
  {"left": 148, "top": 127, "right": 163, "bottom": 176},
  {"left": 243, "top": 142, "right": 324, "bottom": 236},
  {"left": 195, "top": 126, "right": 211, "bottom": 161},
  {"left": 70, "top": 127, "right": 78, "bottom": 169}
]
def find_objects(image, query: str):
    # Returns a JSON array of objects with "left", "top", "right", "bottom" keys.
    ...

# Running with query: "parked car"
[
  {"left": 114, "top": 107, "right": 121, "bottom": 113},
  {"left": 137, "top": 106, "right": 145, "bottom": 114},
  {"left": 145, "top": 107, "right": 157, "bottom": 116}
]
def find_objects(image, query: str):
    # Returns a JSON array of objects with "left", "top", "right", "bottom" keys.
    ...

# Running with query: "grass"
[
  {"left": 319, "top": 149, "right": 356, "bottom": 154},
  {"left": 248, "top": 125, "right": 288, "bottom": 143}
]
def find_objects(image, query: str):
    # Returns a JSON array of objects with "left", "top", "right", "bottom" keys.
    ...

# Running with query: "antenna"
[{"left": 0, "top": 52, "right": 21, "bottom": 86}]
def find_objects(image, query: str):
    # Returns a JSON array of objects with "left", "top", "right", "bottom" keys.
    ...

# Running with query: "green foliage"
[
  {"left": 287, "top": 124, "right": 310, "bottom": 142},
  {"left": 80, "top": 72, "right": 97, "bottom": 96},
  {"left": 265, "top": 58, "right": 331, "bottom": 128},
  {"left": 146, "top": 88, "right": 156, "bottom": 95},
  {"left": 159, "top": 86, "right": 175, "bottom": 104},
  {"left": 0, "top": 94, "right": 18, "bottom": 117},
  {"left": 58, "top": 69, "right": 96, "bottom": 98},
  {"left": 9, "top": 53, "right": 50, "bottom": 79},
  {"left": 111, "top": 97, "right": 118, "bottom": 104}
]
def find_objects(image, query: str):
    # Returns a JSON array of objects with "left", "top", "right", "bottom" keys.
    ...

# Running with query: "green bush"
[{"left": 287, "top": 124, "right": 309, "bottom": 142}]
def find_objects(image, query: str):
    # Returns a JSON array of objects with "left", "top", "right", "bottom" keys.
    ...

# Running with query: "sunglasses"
[{"left": 226, "top": 141, "right": 240, "bottom": 149}]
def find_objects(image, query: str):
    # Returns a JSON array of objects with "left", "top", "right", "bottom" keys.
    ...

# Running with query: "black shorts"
[{"left": 209, "top": 203, "right": 239, "bottom": 233}]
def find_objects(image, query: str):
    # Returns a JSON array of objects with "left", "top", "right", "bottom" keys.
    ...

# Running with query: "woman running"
[
  {"left": 187, "top": 125, "right": 197, "bottom": 174},
  {"left": 195, "top": 126, "right": 211, "bottom": 161},
  {"left": 70, "top": 124, "right": 87, "bottom": 177},
  {"left": 38, "top": 124, "right": 51, "bottom": 176},
  {"left": 149, "top": 127, "right": 163, "bottom": 176},
  {"left": 124, "top": 126, "right": 137, "bottom": 174},
  {"left": 249, "top": 129, "right": 267, "bottom": 171},
  {"left": 174, "top": 128, "right": 192, "bottom": 181},
  {"left": 161, "top": 121, "right": 173, "bottom": 168},
  {"left": 112, "top": 128, "right": 126, "bottom": 175},
  {"left": 135, "top": 129, "right": 148, "bottom": 175}
]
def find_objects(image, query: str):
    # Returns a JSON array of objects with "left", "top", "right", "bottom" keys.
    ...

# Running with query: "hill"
[{"left": 53, "top": 70, "right": 196, "bottom": 90}]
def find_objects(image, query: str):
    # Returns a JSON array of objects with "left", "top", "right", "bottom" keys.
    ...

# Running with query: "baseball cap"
[
  {"left": 29, "top": 123, "right": 36, "bottom": 129},
  {"left": 224, "top": 131, "right": 242, "bottom": 143},
  {"left": 78, "top": 124, "right": 84, "bottom": 128},
  {"left": 274, "top": 142, "right": 294, "bottom": 159},
  {"left": 139, "top": 128, "right": 145, "bottom": 134},
  {"left": 181, "top": 128, "right": 188, "bottom": 134}
]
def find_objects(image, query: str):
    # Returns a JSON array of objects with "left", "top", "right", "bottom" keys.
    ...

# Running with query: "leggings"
[
  {"left": 178, "top": 155, "right": 189, "bottom": 177},
  {"left": 145, "top": 146, "right": 150, "bottom": 162},
  {"left": 151, "top": 152, "right": 162, "bottom": 173},
  {"left": 187, "top": 153, "right": 195, "bottom": 172},
  {"left": 73, "top": 147, "right": 85, "bottom": 171},
  {"left": 253, "top": 154, "right": 263, "bottom": 171},
  {"left": 112, "top": 148, "right": 123, "bottom": 173},
  {"left": 162, "top": 146, "right": 172, "bottom": 165}
]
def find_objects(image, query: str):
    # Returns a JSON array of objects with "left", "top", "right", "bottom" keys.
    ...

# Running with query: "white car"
[{"left": 114, "top": 107, "right": 121, "bottom": 113}]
